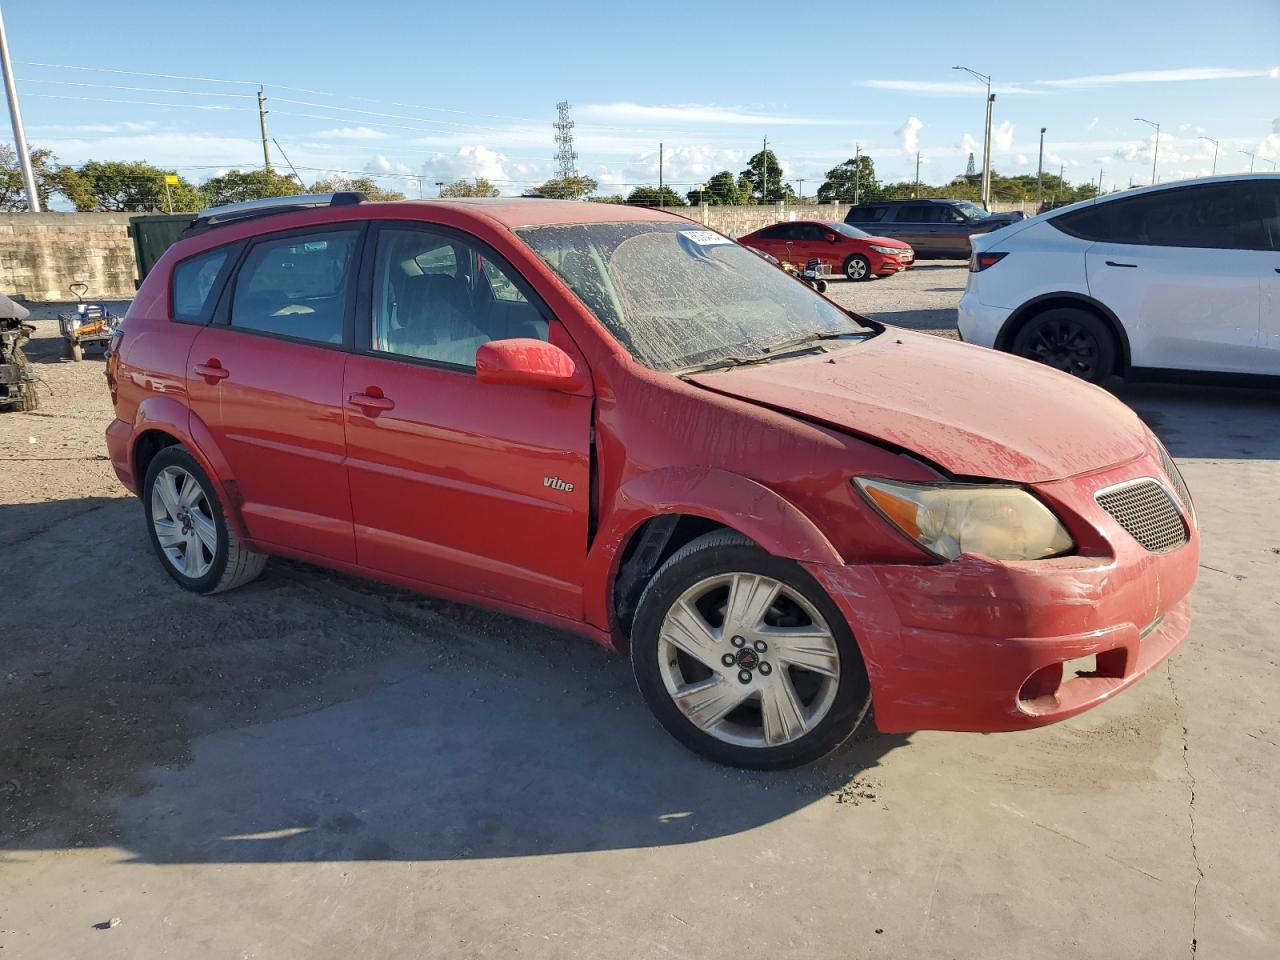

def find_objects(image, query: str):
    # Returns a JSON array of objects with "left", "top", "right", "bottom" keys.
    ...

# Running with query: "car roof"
[
  {"left": 411, "top": 197, "right": 687, "bottom": 228},
  {"left": 1038, "top": 171, "right": 1280, "bottom": 222},
  {"left": 856, "top": 198, "right": 963, "bottom": 206}
]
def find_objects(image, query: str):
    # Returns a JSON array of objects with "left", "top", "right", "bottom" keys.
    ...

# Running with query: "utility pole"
[
  {"left": 954, "top": 66, "right": 993, "bottom": 209},
  {"left": 1240, "top": 150, "right": 1256, "bottom": 173},
  {"left": 1134, "top": 118, "right": 1159, "bottom": 185},
  {"left": 914, "top": 152, "right": 921, "bottom": 197},
  {"left": 1036, "top": 127, "right": 1046, "bottom": 208},
  {"left": 760, "top": 137, "right": 768, "bottom": 204},
  {"left": 258, "top": 86, "right": 272, "bottom": 173},
  {"left": 1199, "top": 136, "right": 1220, "bottom": 175},
  {"left": 853, "top": 142, "right": 861, "bottom": 206},
  {"left": 797, "top": 177, "right": 805, "bottom": 201},
  {"left": 435, "top": 180, "right": 445, "bottom": 196},
  {"left": 0, "top": 7, "right": 40, "bottom": 211},
  {"left": 1097, "top": 166, "right": 1104, "bottom": 197},
  {"left": 658, "top": 142, "right": 663, "bottom": 200}
]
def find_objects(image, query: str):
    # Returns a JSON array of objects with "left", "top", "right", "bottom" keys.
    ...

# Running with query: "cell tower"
[
  {"left": 965, "top": 152, "right": 977, "bottom": 180},
  {"left": 553, "top": 100, "right": 578, "bottom": 179}
]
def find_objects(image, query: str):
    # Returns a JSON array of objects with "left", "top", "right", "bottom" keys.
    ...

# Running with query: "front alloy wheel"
[{"left": 632, "top": 530, "right": 871, "bottom": 768}]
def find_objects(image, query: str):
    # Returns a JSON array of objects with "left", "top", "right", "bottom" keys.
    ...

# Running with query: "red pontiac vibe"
[
  {"left": 105, "top": 195, "right": 1198, "bottom": 769},
  {"left": 739, "top": 219, "right": 914, "bottom": 280}
]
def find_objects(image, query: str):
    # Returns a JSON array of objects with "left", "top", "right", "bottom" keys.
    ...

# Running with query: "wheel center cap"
[
  {"left": 179, "top": 509, "right": 193, "bottom": 535},
  {"left": 735, "top": 648, "right": 760, "bottom": 671}
]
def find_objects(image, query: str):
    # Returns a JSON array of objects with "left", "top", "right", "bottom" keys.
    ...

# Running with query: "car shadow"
[
  {"left": 1113, "top": 381, "right": 1280, "bottom": 460},
  {"left": 867, "top": 309, "right": 959, "bottom": 331}
]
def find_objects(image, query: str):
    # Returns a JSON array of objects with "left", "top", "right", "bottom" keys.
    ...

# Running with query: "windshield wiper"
[{"left": 677, "top": 332, "right": 866, "bottom": 376}]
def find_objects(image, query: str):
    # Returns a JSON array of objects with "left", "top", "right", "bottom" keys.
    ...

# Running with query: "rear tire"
[
  {"left": 631, "top": 530, "right": 871, "bottom": 769},
  {"left": 1010, "top": 307, "right": 1117, "bottom": 385},
  {"left": 142, "top": 446, "right": 267, "bottom": 595},
  {"left": 843, "top": 255, "right": 871, "bottom": 282}
]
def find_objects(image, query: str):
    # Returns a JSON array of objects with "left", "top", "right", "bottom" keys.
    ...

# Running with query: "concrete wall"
[
  {"left": 0, "top": 213, "right": 137, "bottom": 302},
  {"left": 657, "top": 198, "right": 1037, "bottom": 235}
]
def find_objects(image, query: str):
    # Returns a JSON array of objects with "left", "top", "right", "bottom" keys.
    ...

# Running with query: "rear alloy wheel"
[
  {"left": 843, "top": 254, "right": 871, "bottom": 282},
  {"left": 143, "top": 446, "right": 267, "bottom": 595},
  {"left": 1010, "top": 307, "right": 1117, "bottom": 385},
  {"left": 631, "top": 530, "right": 871, "bottom": 769}
]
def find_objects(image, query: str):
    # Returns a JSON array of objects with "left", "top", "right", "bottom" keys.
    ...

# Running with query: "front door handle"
[
  {"left": 348, "top": 392, "right": 395, "bottom": 413},
  {"left": 194, "top": 360, "right": 230, "bottom": 381},
  {"left": 1105, "top": 260, "right": 1138, "bottom": 268}
]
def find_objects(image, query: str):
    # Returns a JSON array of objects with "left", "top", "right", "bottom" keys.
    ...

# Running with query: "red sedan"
[
  {"left": 740, "top": 219, "right": 914, "bottom": 281},
  {"left": 106, "top": 197, "right": 1196, "bottom": 769}
]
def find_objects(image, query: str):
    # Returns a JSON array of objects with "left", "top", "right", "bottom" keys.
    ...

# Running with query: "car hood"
[
  {"left": 686, "top": 330, "right": 1147, "bottom": 484},
  {"left": 862, "top": 235, "right": 911, "bottom": 249}
]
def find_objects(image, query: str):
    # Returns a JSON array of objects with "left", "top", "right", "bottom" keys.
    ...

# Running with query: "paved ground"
[{"left": 2, "top": 268, "right": 1278, "bottom": 959}]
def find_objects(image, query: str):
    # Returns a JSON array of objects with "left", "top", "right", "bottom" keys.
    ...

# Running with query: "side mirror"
[
  {"left": 476, "top": 338, "right": 583, "bottom": 393},
  {"left": 825, "top": 233, "right": 838, "bottom": 243}
]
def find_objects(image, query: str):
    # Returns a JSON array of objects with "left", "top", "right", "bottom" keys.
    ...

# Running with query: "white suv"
[{"left": 958, "top": 174, "right": 1280, "bottom": 383}]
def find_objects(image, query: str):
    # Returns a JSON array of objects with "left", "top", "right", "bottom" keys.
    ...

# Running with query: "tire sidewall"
[
  {"left": 142, "top": 446, "right": 232, "bottom": 594},
  {"left": 1012, "top": 308, "right": 1116, "bottom": 384},
  {"left": 631, "top": 541, "right": 871, "bottom": 769}
]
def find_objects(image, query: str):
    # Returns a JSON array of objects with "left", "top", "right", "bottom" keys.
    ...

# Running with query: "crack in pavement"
[{"left": 1166, "top": 658, "right": 1204, "bottom": 956}]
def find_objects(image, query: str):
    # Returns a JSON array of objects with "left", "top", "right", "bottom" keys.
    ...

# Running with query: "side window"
[
  {"left": 371, "top": 228, "right": 547, "bottom": 368},
  {"left": 794, "top": 223, "right": 825, "bottom": 241},
  {"left": 894, "top": 205, "right": 927, "bottom": 223},
  {"left": 1259, "top": 181, "right": 1280, "bottom": 251},
  {"left": 848, "top": 206, "right": 885, "bottom": 223},
  {"left": 172, "top": 247, "right": 231, "bottom": 323},
  {"left": 230, "top": 230, "right": 356, "bottom": 344},
  {"left": 1056, "top": 184, "right": 1268, "bottom": 250},
  {"left": 756, "top": 224, "right": 788, "bottom": 239}
]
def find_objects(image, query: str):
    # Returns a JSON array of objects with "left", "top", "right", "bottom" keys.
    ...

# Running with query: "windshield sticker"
[{"left": 678, "top": 230, "right": 733, "bottom": 247}]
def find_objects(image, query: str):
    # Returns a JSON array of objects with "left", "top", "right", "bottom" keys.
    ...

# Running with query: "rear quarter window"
[
  {"left": 847, "top": 206, "right": 886, "bottom": 223},
  {"left": 171, "top": 247, "right": 233, "bottom": 323},
  {"left": 1052, "top": 182, "right": 1270, "bottom": 250}
]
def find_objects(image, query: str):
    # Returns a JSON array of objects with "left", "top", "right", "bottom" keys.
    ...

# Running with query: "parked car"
[
  {"left": 959, "top": 174, "right": 1280, "bottom": 383},
  {"left": 739, "top": 220, "right": 914, "bottom": 280},
  {"left": 845, "top": 198, "right": 1022, "bottom": 258},
  {"left": 106, "top": 193, "right": 1199, "bottom": 769}
]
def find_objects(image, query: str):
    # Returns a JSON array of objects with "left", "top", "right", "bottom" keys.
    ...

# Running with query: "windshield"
[
  {"left": 955, "top": 201, "right": 989, "bottom": 220},
  {"left": 832, "top": 222, "right": 872, "bottom": 239},
  {"left": 517, "top": 221, "right": 874, "bottom": 372}
]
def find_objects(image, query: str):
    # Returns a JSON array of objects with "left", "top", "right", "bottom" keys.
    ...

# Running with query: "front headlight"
[
  {"left": 869, "top": 244, "right": 901, "bottom": 255},
  {"left": 854, "top": 478, "right": 1075, "bottom": 561}
]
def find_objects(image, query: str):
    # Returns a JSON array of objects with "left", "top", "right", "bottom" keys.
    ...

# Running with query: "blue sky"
[{"left": 6, "top": 0, "right": 1279, "bottom": 198}]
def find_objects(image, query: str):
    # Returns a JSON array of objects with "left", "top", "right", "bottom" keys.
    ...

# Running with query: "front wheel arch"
[{"left": 996, "top": 294, "right": 1131, "bottom": 375}]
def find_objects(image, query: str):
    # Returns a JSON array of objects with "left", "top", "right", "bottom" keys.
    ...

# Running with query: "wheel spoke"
[
  {"left": 178, "top": 474, "right": 204, "bottom": 508},
  {"left": 153, "top": 518, "right": 183, "bottom": 549},
  {"left": 723, "top": 574, "right": 780, "bottom": 637},
  {"left": 760, "top": 672, "right": 807, "bottom": 745},
  {"left": 672, "top": 676, "right": 751, "bottom": 731},
  {"left": 155, "top": 471, "right": 181, "bottom": 518},
  {"left": 183, "top": 535, "right": 203, "bottom": 576},
  {"left": 661, "top": 599, "right": 721, "bottom": 668},
  {"left": 191, "top": 510, "right": 217, "bottom": 552},
  {"left": 761, "top": 625, "right": 840, "bottom": 678}
]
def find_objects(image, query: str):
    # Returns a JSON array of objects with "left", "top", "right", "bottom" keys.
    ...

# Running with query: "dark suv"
[{"left": 844, "top": 199, "right": 1022, "bottom": 258}]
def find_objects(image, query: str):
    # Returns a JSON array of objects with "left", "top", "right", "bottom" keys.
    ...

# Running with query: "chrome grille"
[
  {"left": 1156, "top": 443, "right": 1195, "bottom": 517},
  {"left": 1095, "top": 479, "right": 1188, "bottom": 554}
]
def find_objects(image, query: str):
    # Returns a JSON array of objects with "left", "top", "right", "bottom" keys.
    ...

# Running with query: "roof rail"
[{"left": 185, "top": 192, "right": 365, "bottom": 233}]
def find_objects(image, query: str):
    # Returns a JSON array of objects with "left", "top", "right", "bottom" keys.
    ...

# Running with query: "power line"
[{"left": 16, "top": 77, "right": 256, "bottom": 99}]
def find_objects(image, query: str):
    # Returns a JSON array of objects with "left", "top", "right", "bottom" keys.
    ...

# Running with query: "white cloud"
[
  {"left": 1087, "top": 117, "right": 1099, "bottom": 131},
  {"left": 1039, "top": 66, "right": 1279, "bottom": 88},
  {"left": 1015, "top": 154, "right": 1029, "bottom": 166},
  {"left": 993, "top": 121, "right": 1016, "bottom": 152},
  {"left": 896, "top": 116, "right": 923, "bottom": 155},
  {"left": 592, "top": 145, "right": 746, "bottom": 196},
  {"left": 959, "top": 132, "right": 980, "bottom": 156},
  {"left": 315, "top": 126, "right": 389, "bottom": 141},
  {"left": 31, "top": 120, "right": 156, "bottom": 135},
  {"left": 365, "top": 154, "right": 413, "bottom": 175},
  {"left": 857, "top": 80, "right": 1043, "bottom": 96},
  {"left": 577, "top": 102, "right": 846, "bottom": 127}
]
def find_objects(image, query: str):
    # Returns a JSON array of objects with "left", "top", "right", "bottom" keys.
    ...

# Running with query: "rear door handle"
[
  {"left": 1105, "top": 260, "right": 1138, "bottom": 268},
  {"left": 348, "top": 392, "right": 395, "bottom": 413},
  {"left": 194, "top": 361, "right": 230, "bottom": 381}
]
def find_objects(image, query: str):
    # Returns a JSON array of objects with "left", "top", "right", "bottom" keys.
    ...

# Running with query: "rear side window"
[
  {"left": 893, "top": 205, "right": 931, "bottom": 222},
  {"left": 1053, "top": 183, "right": 1270, "bottom": 250},
  {"left": 230, "top": 230, "right": 357, "bottom": 344},
  {"left": 755, "top": 224, "right": 789, "bottom": 239},
  {"left": 172, "top": 248, "right": 231, "bottom": 322},
  {"left": 847, "top": 206, "right": 885, "bottom": 223}
]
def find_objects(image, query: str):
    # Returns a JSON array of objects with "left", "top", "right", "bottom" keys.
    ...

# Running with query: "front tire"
[
  {"left": 1010, "top": 307, "right": 1117, "bottom": 384},
  {"left": 843, "top": 254, "right": 871, "bottom": 282},
  {"left": 631, "top": 530, "right": 871, "bottom": 769},
  {"left": 142, "top": 446, "right": 267, "bottom": 595}
]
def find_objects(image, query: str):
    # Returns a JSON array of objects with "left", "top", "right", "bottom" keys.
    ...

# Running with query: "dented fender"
[{"left": 582, "top": 464, "right": 843, "bottom": 637}]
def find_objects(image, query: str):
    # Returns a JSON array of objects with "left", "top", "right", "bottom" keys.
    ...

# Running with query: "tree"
[
  {"left": 817, "top": 155, "right": 879, "bottom": 203},
  {"left": 309, "top": 174, "right": 405, "bottom": 201},
  {"left": 738, "top": 150, "right": 789, "bottom": 203},
  {"left": 200, "top": 169, "right": 303, "bottom": 207},
  {"left": 686, "top": 170, "right": 745, "bottom": 206},
  {"left": 57, "top": 160, "right": 203, "bottom": 212},
  {"left": 0, "top": 144, "right": 64, "bottom": 211},
  {"left": 589, "top": 195, "right": 626, "bottom": 204},
  {"left": 524, "top": 174, "right": 598, "bottom": 200},
  {"left": 437, "top": 178, "right": 501, "bottom": 198},
  {"left": 625, "top": 185, "right": 686, "bottom": 207}
]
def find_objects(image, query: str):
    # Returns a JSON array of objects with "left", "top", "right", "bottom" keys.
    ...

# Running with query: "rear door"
[
  {"left": 744, "top": 223, "right": 789, "bottom": 260},
  {"left": 342, "top": 222, "right": 593, "bottom": 619},
  {"left": 1074, "top": 181, "right": 1267, "bottom": 374},
  {"left": 1256, "top": 179, "right": 1280, "bottom": 372},
  {"left": 884, "top": 205, "right": 933, "bottom": 253},
  {"left": 186, "top": 225, "right": 360, "bottom": 561},
  {"left": 786, "top": 222, "right": 828, "bottom": 270}
]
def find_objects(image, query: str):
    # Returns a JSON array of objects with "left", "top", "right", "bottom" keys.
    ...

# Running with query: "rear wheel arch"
[{"left": 996, "top": 294, "right": 1131, "bottom": 374}]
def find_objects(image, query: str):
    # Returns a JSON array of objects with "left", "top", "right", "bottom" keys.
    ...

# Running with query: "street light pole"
[
  {"left": 954, "top": 65, "right": 993, "bottom": 209},
  {"left": 1135, "top": 118, "right": 1160, "bottom": 184},
  {"left": 914, "top": 152, "right": 921, "bottom": 198},
  {"left": 1036, "top": 127, "right": 1046, "bottom": 209},
  {"left": 0, "top": 6, "right": 40, "bottom": 211},
  {"left": 1199, "top": 136, "right": 1219, "bottom": 175},
  {"left": 853, "top": 142, "right": 861, "bottom": 206},
  {"left": 1240, "top": 150, "right": 1256, "bottom": 173}
]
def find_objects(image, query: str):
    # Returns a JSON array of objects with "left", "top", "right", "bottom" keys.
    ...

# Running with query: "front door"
[
  {"left": 343, "top": 223, "right": 593, "bottom": 619},
  {"left": 186, "top": 226, "right": 360, "bottom": 562}
]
